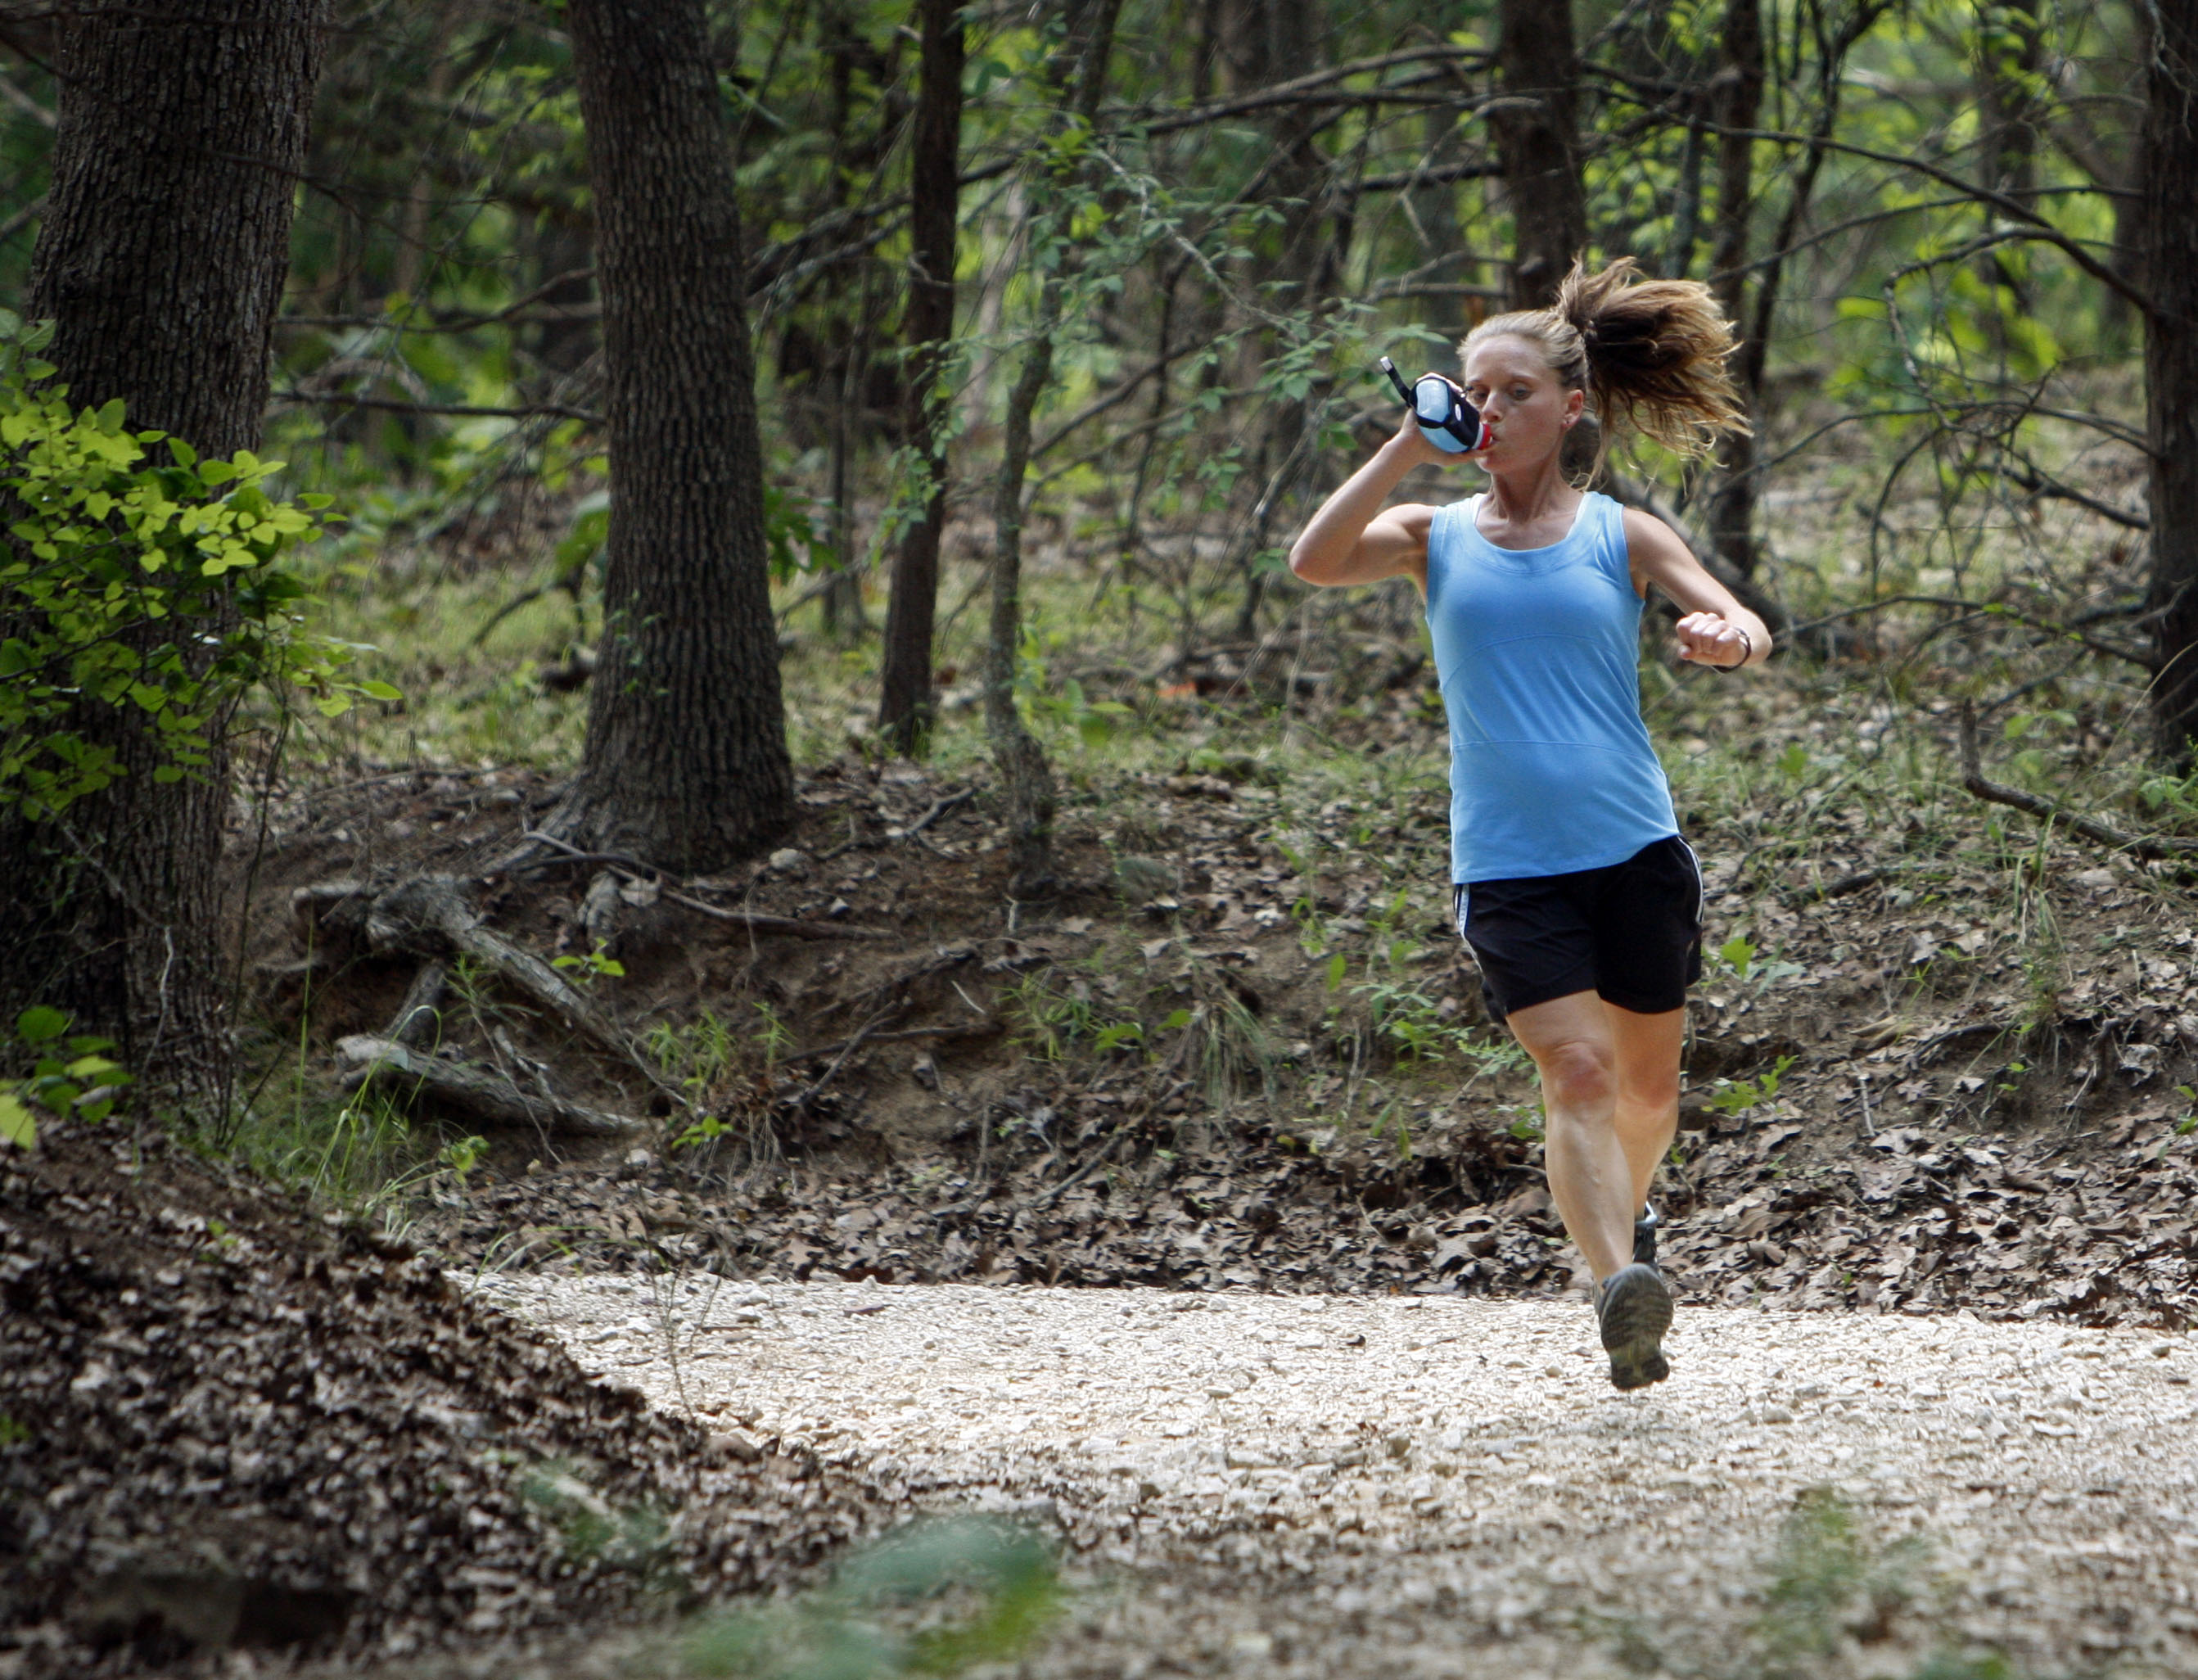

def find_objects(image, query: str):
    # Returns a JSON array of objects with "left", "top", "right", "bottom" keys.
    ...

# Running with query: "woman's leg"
[
  {"left": 1606, "top": 1003, "right": 1686, "bottom": 1217},
  {"left": 1505, "top": 990, "right": 1633, "bottom": 1280},
  {"left": 1506, "top": 994, "right": 1686, "bottom": 1280}
]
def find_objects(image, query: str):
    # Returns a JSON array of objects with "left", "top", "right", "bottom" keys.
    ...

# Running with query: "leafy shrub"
[
  {"left": 0, "top": 313, "right": 389, "bottom": 817},
  {"left": 0, "top": 1005, "right": 131, "bottom": 1149},
  {"left": 684, "top": 1517, "right": 1062, "bottom": 1679}
]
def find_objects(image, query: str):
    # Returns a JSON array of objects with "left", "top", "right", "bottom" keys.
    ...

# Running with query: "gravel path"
[{"left": 484, "top": 1275, "right": 2198, "bottom": 1677}]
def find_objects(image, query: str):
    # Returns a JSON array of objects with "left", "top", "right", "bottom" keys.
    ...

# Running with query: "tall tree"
[
  {"left": 877, "top": 0, "right": 965, "bottom": 755},
  {"left": 0, "top": 0, "right": 327, "bottom": 1103},
  {"left": 1972, "top": 0, "right": 2044, "bottom": 310},
  {"left": 1705, "top": 0, "right": 1766, "bottom": 581},
  {"left": 985, "top": 0, "right": 1122, "bottom": 897},
  {"left": 1217, "top": 0, "right": 1334, "bottom": 638},
  {"left": 1492, "top": 0, "right": 1587, "bottom": 309},
  {"left": 555, "top": 0, "right": 794, "bottom": 870},
  {"left": 2142, "top": 0, "right": 2198, "bottom": 760}
]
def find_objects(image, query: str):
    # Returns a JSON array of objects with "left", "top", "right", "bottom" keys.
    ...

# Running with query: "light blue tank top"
[{"left": 1424, "top": 490, "right": 1677, "bottom": 883}]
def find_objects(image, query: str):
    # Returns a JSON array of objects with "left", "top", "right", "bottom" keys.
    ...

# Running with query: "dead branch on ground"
[{"left": 1956, "top": 704, "right": 2198, "bottom": 861}]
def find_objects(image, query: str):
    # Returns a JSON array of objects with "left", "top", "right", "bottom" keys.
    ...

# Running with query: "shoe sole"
[{"left": 1600, "top": 1264, "right": 1673, "bottom": 1391}]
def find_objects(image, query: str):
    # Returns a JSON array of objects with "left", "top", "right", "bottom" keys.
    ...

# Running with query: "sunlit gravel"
[{"left": 487, "top": 1274, "right": 2198, "bottom": 1677}]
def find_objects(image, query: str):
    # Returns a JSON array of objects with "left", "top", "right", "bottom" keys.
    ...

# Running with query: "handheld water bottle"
[{"left": 1379, "top": 355, "right": 1492, "bottom": 454}]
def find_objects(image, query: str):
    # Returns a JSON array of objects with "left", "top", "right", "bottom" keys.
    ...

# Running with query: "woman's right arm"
[{"left": 1289, "top": 418, "right": 1451, "bottom": 589}]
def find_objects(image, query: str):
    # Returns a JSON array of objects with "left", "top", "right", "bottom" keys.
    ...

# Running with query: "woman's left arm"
[{"left": 1621, "top": 508, "right": 1772, "bottom": 671}]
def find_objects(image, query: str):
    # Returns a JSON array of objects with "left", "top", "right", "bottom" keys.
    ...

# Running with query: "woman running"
[{"left": 1289, "top": 259, "right": 1765, "bottom": 1391}]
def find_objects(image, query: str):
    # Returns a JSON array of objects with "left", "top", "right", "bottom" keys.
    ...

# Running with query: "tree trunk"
[
  {"left": 877, "top": 0, "right": 964, "bottom": 755},
  {"left": 556, "top": 0, "right": 795, "bottom": 871},
  {"left": 982, "top": 0, "right": 1121, "bottom": 897},
  {"left": 986, "top": 328, "right": 1060, "bottom": 898},
  {"left": 1706, "top": 0, "right": 1765, "bottom": 582},
  {"left": 1492, "top": 0, "right": 1587, "bottom": 309},
  {"left": 1219, "top": 0, "right": 1330, "bottom": 640},
  {"left": 1973, "top": 0, "right": 2042, "bottom": 310},
  {"left": 2142, "top": 0, "right": 2198, "bottom": 760},
  {"left": 0, "top": 0, "right": 326, "bottom": 1106}
]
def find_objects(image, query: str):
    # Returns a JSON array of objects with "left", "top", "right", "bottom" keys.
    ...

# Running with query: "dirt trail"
[{"left": 492, "top": 1275, "right": 2198, "bottom": 1677}]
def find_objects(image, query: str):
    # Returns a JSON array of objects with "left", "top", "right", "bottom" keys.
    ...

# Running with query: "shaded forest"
[
  {"left": 5, "top": 0, "right": 2197, "bottom": 1092},
  {"left": 7, "top": 2, "right": 2198, "bottom": 1676}
]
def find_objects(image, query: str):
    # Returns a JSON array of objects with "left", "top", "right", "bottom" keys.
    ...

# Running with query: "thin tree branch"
[
  {"left": 1957, "top": 704, "right": 2198, "bottom": 858},
  {"left": 269, "top": 391, "right": 603, "bottom": 423}
]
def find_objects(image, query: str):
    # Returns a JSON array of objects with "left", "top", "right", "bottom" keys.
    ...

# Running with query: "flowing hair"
[{"left": 1461, "top": 257, "right": 1749, "bottom": 467}]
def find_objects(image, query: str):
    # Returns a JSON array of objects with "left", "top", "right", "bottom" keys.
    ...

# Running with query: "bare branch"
[{"left": 1957, "top": 704, "right": 2198, "bottom": 859}]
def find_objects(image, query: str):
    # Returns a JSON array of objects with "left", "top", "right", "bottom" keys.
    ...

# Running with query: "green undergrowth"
[
  {"left": 219, "top": 422, "right": 2198, "bottom": 1214},
  {"left": 1586, "top": 1488, "right": 2028, "bottom": 1680},
  {"left": 680, "top": 1518, "right": 1062, "bottom": 1680}
]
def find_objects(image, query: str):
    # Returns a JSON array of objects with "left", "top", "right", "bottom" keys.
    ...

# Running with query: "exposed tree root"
[
  {"left": 513, "top": 830, "right": 892, "bottom": 941},
  {"left": 300, "top": 874, "right": 689, "bottom": 1111},
  {"left": 336, "top": 1035, "right": 639, "bottom": 1135}
]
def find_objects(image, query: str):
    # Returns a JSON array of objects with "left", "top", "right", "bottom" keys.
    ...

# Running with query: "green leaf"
[
  {"left": 16, "top": 1006, "right": 68, "bottom": 1044},
  {"left": 314, "top": 693, "right": 353, "bottom": 717},
  {"left": 167, "top": 436, "right": 197, "bottom": 469},
  {"left": 94, "top": 397, "right": 125, "bottom": 433},
  {"left": 0, "top": 1093, "right": 33, "bottom": 1150},
  {"left": 359, "top": 680, "right": 402, "bottom": 702}
]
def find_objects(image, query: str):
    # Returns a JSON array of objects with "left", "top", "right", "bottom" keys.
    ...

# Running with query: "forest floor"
[
  {"left": 16, "top": 476, "right": 2198, "bottom": 1674},
  {"left": 191, "top": 640, "right": 2198, "bottom": 1676}
]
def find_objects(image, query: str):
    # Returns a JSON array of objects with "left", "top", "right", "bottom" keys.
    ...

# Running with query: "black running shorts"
[{"left": 1451, "top": 836, "right": 1704, "bottom": 1023}]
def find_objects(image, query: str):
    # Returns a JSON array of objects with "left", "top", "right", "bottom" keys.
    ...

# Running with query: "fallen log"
[{"left": 336, "top": 1036, "right": 639, "bottom": 1136}]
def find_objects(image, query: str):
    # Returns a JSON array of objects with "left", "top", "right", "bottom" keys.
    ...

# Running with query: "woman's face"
[{"left": 1461, "top": 334, "right": 1584, "bottom": 472}]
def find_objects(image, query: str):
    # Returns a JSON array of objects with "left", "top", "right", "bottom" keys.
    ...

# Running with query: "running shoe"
[
  {"left": 1632, "top": 1204, "right": 1659, "bottom": 1267},
  {"left": 1596, "top": 1262, "right": 1673, "bottom": 1391}
]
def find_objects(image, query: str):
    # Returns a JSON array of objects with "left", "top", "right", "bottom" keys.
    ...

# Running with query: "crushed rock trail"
[{"left": 493, "top": 1276, "right": 2198, "bottom": 1677}]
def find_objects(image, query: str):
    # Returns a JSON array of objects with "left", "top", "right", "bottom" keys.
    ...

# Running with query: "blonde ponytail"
[{"left": 1462, "top": 257, "right": 1749, "bottom": 463}]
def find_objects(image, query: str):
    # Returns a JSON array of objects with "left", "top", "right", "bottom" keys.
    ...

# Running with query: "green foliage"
[
  {"left": 0, "top": 1415, "right": 29, "bottom": 1447},
  {"left": 1003, "top": 969, "right": 1140, "bottom": 1062},
  {"left": 517, "top": 1461, "right": 673, "bottom": 1580},
  {"left": 1708, "top": 1055, "right": 1797, "bottom": 1119},
  {"left": 551, "top": 940, "right": 626, "bottom": 984},
  {"left": 1753, "top": 1488, "right": 1932, "bottom": 1673},
  {"left": 0, "top": 1005, "right": 133, "bottom": 1149},
  {"left": 684, "top": 1517, "right": 1062, "bottom": 1680},
  {"left": 0, "top": 316, "right": 386, "bottom": 816},
  {"left": 1711, "top": 936, "right": 1806, "bottom": 991}
]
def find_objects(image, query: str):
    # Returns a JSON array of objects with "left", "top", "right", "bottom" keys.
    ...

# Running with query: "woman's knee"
[
  {"left": 1618, "top": 1063, "right": 1681, "bottom": 1114},
  {"left": 1537, "top": 1037, "right": 1616, "bottom": 1111}
]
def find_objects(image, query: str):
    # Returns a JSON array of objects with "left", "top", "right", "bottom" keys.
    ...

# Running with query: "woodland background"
[{"left": 7, "top": 2, "right": 2198, "bottom": 1672}]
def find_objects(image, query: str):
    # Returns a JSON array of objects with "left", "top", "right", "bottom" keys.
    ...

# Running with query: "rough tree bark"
[
  {"left": 1492, "top": 0, "right": 1587, "bottom": 309},
  {"left": 556, "top": 0, "right": 794, "bottom": 870},
  {"left": 877, "top": 0, "right": 965, "bottom": 755},
  {"left": 0, "top": 0, "right": 326, "bottom": 1104},
  {"left": 2142, "top": 0, "right": 2198, "bottom": 760},
  {"left": 1705, "top": 0, "right": 1766, "bottom": 582}
]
